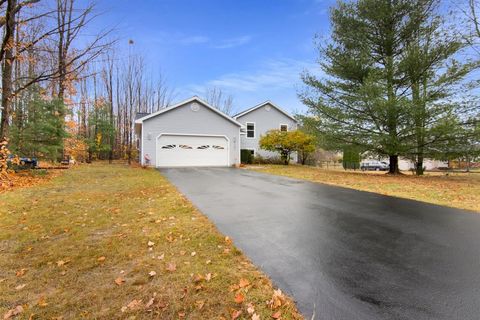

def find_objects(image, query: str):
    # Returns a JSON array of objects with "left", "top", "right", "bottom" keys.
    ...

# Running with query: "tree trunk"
[
  {"left": 389, "top": 155, "right": 400, "bottom": 174},
  {"left": 0, "top": 0, "right": 17, "bottom": 140},
  {"left": 415, "top": 156, "right": 424, "bottom": 176}
]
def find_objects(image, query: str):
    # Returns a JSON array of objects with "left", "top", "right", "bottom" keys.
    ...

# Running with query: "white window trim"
[
  {"left": 246, "top": 122, "right": 256, "bottom": 139},
  {"left": 280, "top": 123, "right": 288, "bottom": 132}
]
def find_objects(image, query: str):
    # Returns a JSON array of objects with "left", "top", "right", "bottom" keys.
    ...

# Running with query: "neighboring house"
[
  {"left": 363, "top": 157, "right": 449, "bottom": 171},
  {"left": 134, "top": 96, "right": 297, "bottom": 167},
  {"left": 396, "top": 158, "right": 448, "bottom": 171},
  {"left": 233, "top": 101, "right": 298, "bottom": 159}
]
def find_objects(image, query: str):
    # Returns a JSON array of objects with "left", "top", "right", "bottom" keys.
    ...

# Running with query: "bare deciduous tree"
[{"left": 203, "top": 86, "right": 235, "bottom": 115}]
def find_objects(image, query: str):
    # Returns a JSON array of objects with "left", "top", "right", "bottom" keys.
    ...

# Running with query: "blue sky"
[{"left": 89, "top": 0, "right": 335, "bottom": 114}]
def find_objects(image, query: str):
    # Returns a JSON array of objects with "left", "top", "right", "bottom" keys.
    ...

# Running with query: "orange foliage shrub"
[{"left": 0, "top": 139, "right": 19, "bottom": 187}]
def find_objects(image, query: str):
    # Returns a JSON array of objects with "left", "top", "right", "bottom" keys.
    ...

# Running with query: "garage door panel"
[{"left": 157, "top": 135, "right": 228, "bottom": 167}]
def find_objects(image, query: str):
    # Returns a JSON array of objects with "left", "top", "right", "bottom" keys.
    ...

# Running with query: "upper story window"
[
  {"left": 280, "top": 124, "right": 288, "bottom": 132},
  {"left": 246, "top": 122, "right": 255, "bottom": 138}
]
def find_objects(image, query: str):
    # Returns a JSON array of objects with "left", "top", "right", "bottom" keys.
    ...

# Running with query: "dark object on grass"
[{"left": 7, "top": 154, "right": 38, "bottom": 170}]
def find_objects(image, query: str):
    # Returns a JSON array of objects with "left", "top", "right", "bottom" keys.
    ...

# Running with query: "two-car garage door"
[{"left": 156, "top": 134, "right": 229, "bottom": 167}]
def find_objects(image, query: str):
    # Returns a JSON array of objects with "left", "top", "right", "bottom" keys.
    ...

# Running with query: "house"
[
  {"left": 134, "top": 96, "right": 297, "bottom": 167},
  {"left": 233, "top": 101, "right": 297, "bottom": 159}
]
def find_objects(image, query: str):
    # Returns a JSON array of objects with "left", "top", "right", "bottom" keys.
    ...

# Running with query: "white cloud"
[
  {"left": 213, "top": 35, "right": 252, "bottom": 49},
  {"left": 187, "top": 58, "right": 320, "bottom": 94},
  {"left": 183, "top": 58, "right": 323, "bottom": 113},
  {"left": 178, "top": 35, "right": 210, "bottom": 45}
]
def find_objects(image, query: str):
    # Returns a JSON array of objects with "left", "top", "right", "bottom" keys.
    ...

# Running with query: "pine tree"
[
  {"left": 400, "top": 6, "right": 477, "bottom": 175},
  {"left": 10, "top": 94, "right": 67, "bottom": 161},
  {"left": 300, "top": 0, "right": 452, "bottom": 174}
]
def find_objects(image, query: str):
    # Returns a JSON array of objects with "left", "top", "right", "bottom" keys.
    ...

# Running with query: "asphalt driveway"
[{"left": 160, "top": 167, "right": 480, "bottom": 320}]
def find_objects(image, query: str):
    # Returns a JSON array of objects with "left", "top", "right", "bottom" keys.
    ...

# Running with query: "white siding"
[
  {"left": 141, "top": 101, "right": 240, "bottom": 167},
  {"left": 235, "top": 103, "right": 297, "bottom": 159}
]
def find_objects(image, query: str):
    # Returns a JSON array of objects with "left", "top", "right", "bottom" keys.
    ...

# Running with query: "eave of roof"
[{"left": 134, "top": 96, "right": 243, "bottom": 127}]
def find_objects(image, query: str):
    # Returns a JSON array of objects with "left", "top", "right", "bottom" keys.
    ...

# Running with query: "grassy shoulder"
[
  {"left": 247, "top": 165, "right": 480, "bottom": 212},
  {"left": 0, "top": 163, "right": 302, "bottom": 319}
]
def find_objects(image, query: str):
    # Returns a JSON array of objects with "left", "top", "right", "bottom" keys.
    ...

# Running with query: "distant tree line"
[{"left": 0, "top": 0, "right": 178, "bottom": 164}]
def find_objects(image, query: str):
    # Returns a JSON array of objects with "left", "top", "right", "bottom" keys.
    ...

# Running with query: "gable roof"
[
  {"left": 233, "top": 101, "right": 297, "bottom": 122},
  {"left": 134, "top": 96, "right": 243, "bottom": 127}
]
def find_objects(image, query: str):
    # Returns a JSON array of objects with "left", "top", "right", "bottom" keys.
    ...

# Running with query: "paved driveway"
[{"left": 160, "top": 167, "right": 480, "bottom": 320}]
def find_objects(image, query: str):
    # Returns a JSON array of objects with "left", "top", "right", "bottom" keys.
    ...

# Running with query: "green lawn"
[
  {"left": 0, "top": 163, "right": 301, "bottom": 319},
  {"left": 247, "top": 165, "right": 480, "bottom": 212}
]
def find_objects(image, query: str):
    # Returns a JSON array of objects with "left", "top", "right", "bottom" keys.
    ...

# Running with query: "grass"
[
  {"left": 0, "top": 163, "right": 302, "bottom": 319},
  {"left": 247, "top": 164, "right": 480, "bottom": 212}
]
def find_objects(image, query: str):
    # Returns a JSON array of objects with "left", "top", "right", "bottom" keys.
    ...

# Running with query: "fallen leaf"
[
  {"left": 148, "top": 271, "right": 156, "bottom": 277},
  {"left": 268, "top": 289, "right": 285, "bottom": 310},
  {"left": 126, "top": 299, "right": 143, "bottom": 311},
  {"left": 3, "top": 305, "right": 23, "bottom": 319},
  {"left": 225, "top": 236, "right": 232, "bottom": 245},
  {"left": 193, "top": 274, "right": 204, "bottom": 283},
  {"left": 56, "top": 260, "right": 66, "bottom": 267},
  {"left": 234, "top": 292, "right": 245, "bottom": 304},
  {"left": 15, "top": 284, "right": 26, "bottom": 290},
  {"left": 165, "top": 262, "right": 176, "bottom": 272},
  {"left": 229, "top": 284, "right": 240, "bottom": 292},
  {"left": 180, "top": 287, "right": 187, "bottom": 299},
  {"left": 252, "top": 313, "right": 260, "bottom": 320},
  {"left": 195, "top": 300, "right": 205, "bottom": 310},
  {"left": 147, "top": 241, "right": 155, "bottom": 247},
  {"left": 205, "top": 273, "right": 212, "bottom": 281},
  {"left": 15, "top": 268, "right": 27, "bottom": 277},
  {"left": 114, "top": 277, "right": 125, "bottom": 286},
  {"left": 231, "top": 309, "right": 242, "bottom": 320},
  {"left": 206, "top": 260, "right": 212, "bottom": 264},
  {"left": 37, "top": 296, "right": 48, "bottom": 307},
  {"left": 191, "top": 251, "right": 196, "bottom": 257},
  {"left": 271, "top": 311, "right": 281, "bottom": 319},
  {"left": 239, "top": 278, "right": 250, "bottom": 288},
  {"left": 158, "top": 254, "right": 165, "bottom": 260},
  {"left": 97, "top": 256, "right": 106, "bottom": 262},
  {"left": 178, "top": 311, "right": 186, "bottom": 318},
  {"left": 247, "top": 303, "right": 255, "bottom": 315},
  {"left": 179, "top": 250, "right": 186, "bottom": 256},
  {"left": 145, "top": 297, "right": 155, "bottom": 309}
]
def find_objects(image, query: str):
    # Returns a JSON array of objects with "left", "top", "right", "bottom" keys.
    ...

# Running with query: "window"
[
  {"left": 280, "top": 124, "right": 288, "bottom": 132},
  {"left": 248, "top": 149, "right": 255, "bottom": 156},
  {"left": 246, "top": 122, "right": 255, "bottom": 138}
]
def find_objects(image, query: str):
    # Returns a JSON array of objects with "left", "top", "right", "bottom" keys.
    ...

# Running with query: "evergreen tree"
[
  {"left": 300, "top": 0, "right": 466, "bottom": 174},
  {"left": 400, "top": 6, "right": 477, "bottom": 175},
  {"left": 86, "top": 101, "right": 115, "bottom": 160},
  {"left": 10, "top": 94, "right": 67, "bottom": 161}
]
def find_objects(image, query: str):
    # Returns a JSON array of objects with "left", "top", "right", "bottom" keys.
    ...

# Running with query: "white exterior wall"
[
  {"left": 235, "top": 103, "right": 297, "bottom": 160},
  {"left": 140, "top": 101, "right": 241, "bottom": 167},
  {"left": 398, "top": 158, "right": 449, "bottom": 171}
]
